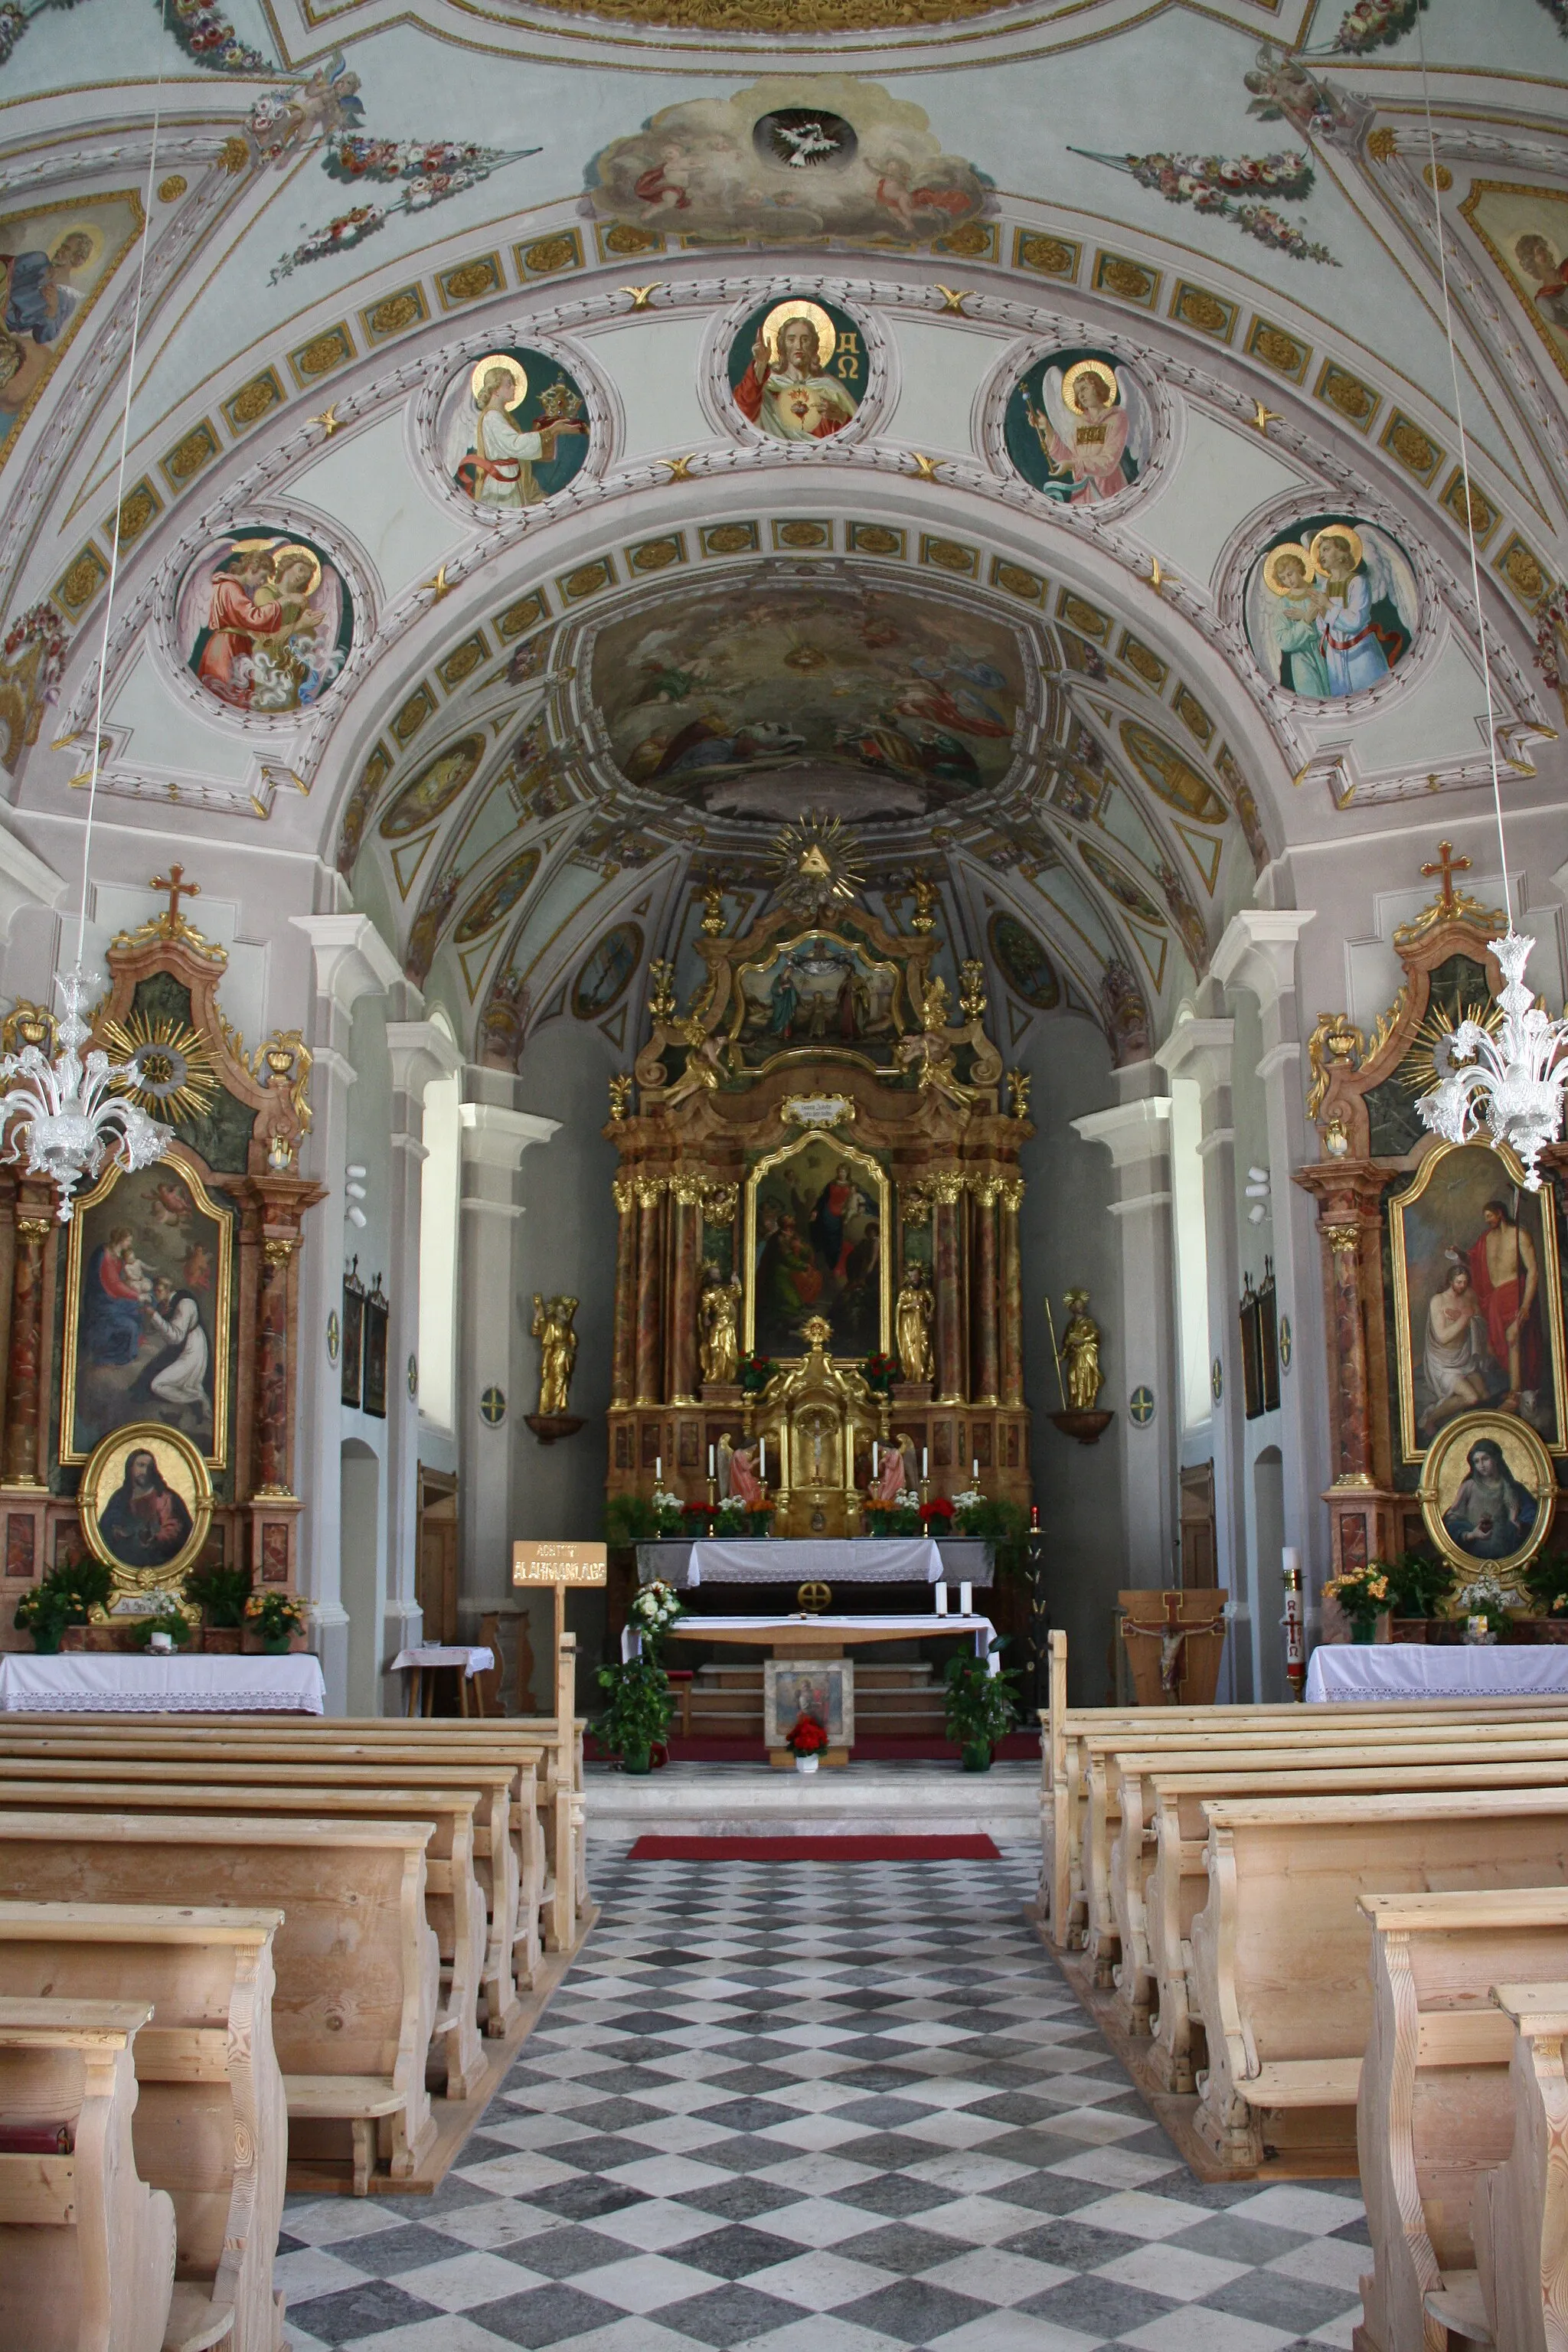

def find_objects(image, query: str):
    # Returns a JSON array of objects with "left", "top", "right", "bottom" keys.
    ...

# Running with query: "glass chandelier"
[
  {"left": 1410, "top": 26, "right": 1568, "bottom": 1186},
  {"left": 0, "top": 40, "right": 172, "bottom": 1218}
]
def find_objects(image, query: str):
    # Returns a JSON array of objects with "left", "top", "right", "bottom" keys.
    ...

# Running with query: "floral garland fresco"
[
  {"left": 1534, "top": 585, "right": 1568, "bottom": 718},
  {"left": 1073, "top": 149, "right": 1338, "bottom": 264},
  {"left": 1316, "top": 0, "right": 1425, "bottom": 54},
  {"left": 0, "top": 0, "right": 269, "bottom": 73}
]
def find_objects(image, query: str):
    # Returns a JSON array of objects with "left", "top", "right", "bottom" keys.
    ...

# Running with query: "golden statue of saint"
[
  {"left": 531, "top": 1293, "right": 579, "bottom": 1417},
  {"left": 697, "top": 1264, "right": 741, "bottom": 1388},
  {"left": 895, "top": 1262, "right": 935, "bottom": 1386},
  {"left": 1060, "top": 1288, "right": 1102, "bottom": 1411}
]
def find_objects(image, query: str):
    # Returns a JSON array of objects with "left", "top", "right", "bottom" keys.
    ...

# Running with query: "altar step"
[
  {"left": 586, "top": 1759, "right": 1040, "bottom": 1845},
  {"left": 684, "top": 1661, "right": 948, "bottom": 1738}
]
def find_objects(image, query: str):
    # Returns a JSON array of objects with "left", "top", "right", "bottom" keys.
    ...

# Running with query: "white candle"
[
  {"left": 922, "top": 1446, "right": 929, "bottom": 1478},
  {"left": 871, "top": 1442, "right": 879, "bottom": 1475},
  {"left": 759, "top": 1437, "right": 766, "bottom": 1481},
  {"left": 960, "top": 1581, "right": 973, "bottom": 1615},
  {"left": 708, "top": 1444, "right": 715, "bottom": 1478},
  {"left": 972, "top": 1457, "right": 979, "bottom": 1481},
  {"left": 935, "top": 1583, "right": 949, "bottom": 1615},
  {"left": 655, "top": 1455, "right": 662, "bottom": 1481},
  {"left": 1282, "top": 1546, "right": 1299, "bottom": 1576}
]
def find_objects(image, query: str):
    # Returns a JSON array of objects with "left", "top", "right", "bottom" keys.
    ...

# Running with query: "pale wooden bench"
[
  {"left": 0, "top": 1728, "right": 546, "bottom": 1998},
  {"left": 1474, "top": 1979, "right": 1568, "bottom": 2352},
  {"left": 1354, "top": 1894, "right": 1568, "bottom": 2352},
  {"left": 0, "top": 1777, "right": 487, "bottom": 2105},
  {"left": 0, "top": 1995, "right": 177, "bottom": 2352},
  {"left": 1100, "top": 1739, "right": 1568, "bottom": 2040},
  {"left": 0, "top": 1901, "right": 287, "bottom": 2352},
  {"left": 1187, "top": 1788, "right": 1568, "bottom": 2172},
  {"left": 0, "top": 1810, "right": 439, "bottom": 2193}
]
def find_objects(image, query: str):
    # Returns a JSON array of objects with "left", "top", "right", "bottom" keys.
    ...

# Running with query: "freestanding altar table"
[{"left": 623, "top": 1612, "right": 1001, "bottom": 1668}]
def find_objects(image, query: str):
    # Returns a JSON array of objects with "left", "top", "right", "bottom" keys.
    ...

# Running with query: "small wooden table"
[{"left": 390, "top": 1644, "right": 495, "bottom": 1717}]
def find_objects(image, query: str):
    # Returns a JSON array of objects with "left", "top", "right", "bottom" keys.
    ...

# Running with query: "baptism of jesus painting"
[
  {"left": 59, "top": 1157, "right": 234, "bottom": 1468},
  {"left": 746, "top": 1135, "right": 890, "bottom": 1364},
  {"left": 1389, "top": 1141, "right": 1567, "bottom": 1464}
]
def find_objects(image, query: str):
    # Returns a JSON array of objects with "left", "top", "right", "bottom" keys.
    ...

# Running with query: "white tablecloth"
[
  {"left": 1306, "top": 1643, "right": 1568, "bottom": 1703},
  {"left": 0, "top": 1652, "right": 326, "bottom": 1713},
  {"left": 390, "top": 1646, "right": 495, "bottom": 1679},
  {"left": 684, "top": 1538, "right": 945, "bottom": 1587},
  {"left": 624, "top": 1612, "right": 1001, "bottom": 1672}
]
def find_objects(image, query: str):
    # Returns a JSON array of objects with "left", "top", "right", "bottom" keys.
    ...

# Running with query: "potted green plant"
[
  {"left": 738, "top": 1353, "right": 776, "bottom": 1396},
  {"left": 125, "top": 1602, "right": 194, "bottom": 1653},
  {"left": 1324, "top": 1563, "right": 1390, "bottom": 1642},
  {"left": 13, "top": 1559, "right": 113, "bottom": 1655},
  {"left": 184, "top": 1560, "right": 253, "bottom": 1652},
  {"left": 1380, "top": 1550, "right": 1452, "bottom": 1639},
  {"left": 593, "top": 1651, "right": 674, "bottom": 1775},
  {"left": 626, "top": 1578, "right": 683, "bottom": 1654},
  {"left": 1521, "top": 1552, "right": 1568, "bottom": 1640},
  {"left": 604, "top": 1492, "right": 665, "bottom": 1547},
  {"left": 943, "top": 1644, "right": 1020, "bottom": 1771},
  {"left": 865, "top": 1489, "right": 922, "bottom": 1540},
  {"left": 243, "top": 1589, "right": 306, "bottom": 1654}
]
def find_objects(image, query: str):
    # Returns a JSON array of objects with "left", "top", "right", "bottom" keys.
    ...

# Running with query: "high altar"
[{"left": 603, "top": 825, "right": 1034, "bottom": 1534}]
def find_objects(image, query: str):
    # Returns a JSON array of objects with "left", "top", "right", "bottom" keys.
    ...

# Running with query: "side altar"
[{"left": 603, "top": 827, "right": 1034, "bottom": 1537}]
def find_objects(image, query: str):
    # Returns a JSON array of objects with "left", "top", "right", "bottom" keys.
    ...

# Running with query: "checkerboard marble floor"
[{"left": 278, "top": 1844, "right": 1367, "bottom": 2351}]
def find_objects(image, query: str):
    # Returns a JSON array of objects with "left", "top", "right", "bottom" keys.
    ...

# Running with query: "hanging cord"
[
  {"left": 74, "top": 6, "right": 169, "bottom": 974},
  {"left": 1414, "top": 10, "right": 1512, "bottom": 926}
]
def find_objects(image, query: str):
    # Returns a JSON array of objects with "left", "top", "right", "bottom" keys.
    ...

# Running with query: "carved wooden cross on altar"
[{"left": 1421, "top": 840, "right": 1471, "bottom": 915}]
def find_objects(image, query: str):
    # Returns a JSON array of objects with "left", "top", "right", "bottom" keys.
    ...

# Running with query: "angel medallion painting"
[
  {"left": 438, "top": 349, "right": 590, "bottom": 508},
  {"left": 1246, "top": 516, "right": 1417, "bottom": 699},
  {"left": 176, "top": 529, "right": 353, "bottom": 717},
  {"left": 1004, "top": 350, "right": 1153, "bottom": 505}
]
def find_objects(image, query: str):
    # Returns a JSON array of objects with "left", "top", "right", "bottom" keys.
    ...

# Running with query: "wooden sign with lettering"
[{"left": 512, "top": 1540, "right": 608, "bottom": 1586}]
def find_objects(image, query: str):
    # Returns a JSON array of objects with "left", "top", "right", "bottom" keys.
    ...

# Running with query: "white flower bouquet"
[{"left": 629, "top": 1579, "right": 684, "bottom": 1642}]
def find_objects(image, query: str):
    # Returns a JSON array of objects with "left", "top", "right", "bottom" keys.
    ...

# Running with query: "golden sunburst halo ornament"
[
  {"left": 96, "top": 1011, "right": 218, "bottom": 1125},
  {"left": 1402, "top": 995, "right": 1504, "bottom": 1099},
  {"left": 769, "top": 812, "right": 865, "bottom": 920}
]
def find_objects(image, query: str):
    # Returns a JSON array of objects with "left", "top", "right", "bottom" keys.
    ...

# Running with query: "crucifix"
[
  {"left": 1420, "top": 840, "right": 1471, "bottom": 914},
  {"left": 152, "top": 864, "right": 200, "bottom": 928}
]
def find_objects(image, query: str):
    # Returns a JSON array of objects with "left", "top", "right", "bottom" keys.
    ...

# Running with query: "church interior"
[{"left": 5, "top": 1, "right": 1568, "bottom": 2345}]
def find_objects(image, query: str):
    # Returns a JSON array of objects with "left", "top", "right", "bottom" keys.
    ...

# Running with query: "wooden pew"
[
  {"left": 0, "top": 1901, "right": 287, "bottom": 2352},
  {"left": 1474, "top": 1979, "right": 1568, "bottom": 2352},
  {"left": 0, "top": 1996, "right": 176, "bottom": 2352},
  {"left": 0, "top": 1730, "right": 545, "bottom": 1998},
  {"left": 0, "top": 1810, "right": 438, "bottom": 2194},
  {"left": 0, "top": 1778, "right": 488, "bottom": 2105},
  {"left": 1187, "top": 1788, "right": 1568, "bottom": 2172},
  {"left": 1354, "top": 1894, "right": 1568, "bottom": 2352}
]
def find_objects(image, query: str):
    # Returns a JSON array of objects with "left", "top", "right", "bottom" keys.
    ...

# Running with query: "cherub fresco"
[
  {"left": 177, "top": 532, "right": 351, "bottom": 717},
  {"left": 1007, "top": 351, "right": 1154, "bottom": 504},
  {"left": 1248, "top": 518, "right": 1417, "bottom": 698}
]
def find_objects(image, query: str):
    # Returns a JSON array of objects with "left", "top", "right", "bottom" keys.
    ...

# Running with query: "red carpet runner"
[{"left": 628, "top": 1834, "right": 1002, "bottom": 1860}]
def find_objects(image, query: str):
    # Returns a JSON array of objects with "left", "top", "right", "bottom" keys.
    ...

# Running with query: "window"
[{"left": 1170, "top": 1075, "right": 1211, "bottom": 1430}]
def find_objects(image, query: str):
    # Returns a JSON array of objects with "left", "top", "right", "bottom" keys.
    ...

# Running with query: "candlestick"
[{"left": 959, "top": 1581, "right": 973, "bottom": 1616}]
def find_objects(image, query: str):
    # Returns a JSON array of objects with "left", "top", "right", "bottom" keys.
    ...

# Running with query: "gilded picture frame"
[
  {"left": 1388, "top": 1140, "right": 1566, "bottom": 1464},
  {"left": 1417, "top": 1408, "right": 1556, "bottom": 1586},
  {"left": 58, "top": 1145, "right": 234, "bottom": 1469},
  {"left": 743, "top": 1129, "right": 891, "bottom": 1364},
  {"left": 79, "top": 1419, "right": 214, "bottom": 1602}
]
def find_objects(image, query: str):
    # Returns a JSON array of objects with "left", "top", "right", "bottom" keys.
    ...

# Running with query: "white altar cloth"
[
  {"left": 1306, "top": 1643, "right": 1568, "bottom": 1703},
  {"left": 0, "top": 1651, "right": 325, "bottom": 1713},
  {"left": 625, "top": 1612, "right": 1000, "bottom": 1671},
  {"left": 684, "top": 1538, "right": 942, "bottom": 1587},
  {"left": 390, "top": 1645, "right": 495, "bottom": 1679}
]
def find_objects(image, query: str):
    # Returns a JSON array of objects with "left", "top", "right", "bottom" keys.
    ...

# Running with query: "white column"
[
  {"left": 1070, "top": 1093, "right": 1178, "bottom": 1590},
  {"left": 1213, "top": 909, "right": 1325, "bottom": 1687},
  {"left": 289, "top": 913, "right": 400, "bottom": 1711},
  {"left": 457, "top": 1072, "right": 559, "bottom": 1638},
  {"left": 1155, "top": 1018, "right": 1250, "bottom": 1693},
  {"left": 382, "top": 1017, "right": 462, "bottom": 1700}
]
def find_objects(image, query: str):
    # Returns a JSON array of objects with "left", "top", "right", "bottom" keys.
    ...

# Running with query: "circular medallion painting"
[
  {"left": 727, "top": 296, "right": 866, "bottom": 443},
  {"left": 378, "top": 733, "right": 485, "bottom": 841},
  {"left": 1246, "top": 514, "right": 1418, "bottom": 699},
  {"left": 1004, "top": 348, "right": 1153, "bottom": 505},
  {"left": 438, "top": 347, "right": 590, "bottom": 510},
  {"left": 753, "top": 108, "right": 858, "bottom": 172},
  {"left": 80, "top": 1419, "right": 213, "bottom": 1593},
  {"left": 1419, "top": 1408, "right": 1556, "bottom": 1581},
  {"left": 573, "top": 923, "right": 642, "bottom": 1021},
  {"left": 175, "top": 528, "right": 352, "bottom": 717},
  {"left": 988, "top": 911, "right": 1060, "bottom": 1009}
]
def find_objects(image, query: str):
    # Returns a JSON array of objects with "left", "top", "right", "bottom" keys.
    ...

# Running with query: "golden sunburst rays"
[
  {"left": 769, "top": 812, "right": 866, "bottom": 917},
  {"left": 97, "top": 1011, "right": 218, "bottom": 1125},
  {"left": 1401, "top": 995, "right": 1504, "bottom": 1099}
]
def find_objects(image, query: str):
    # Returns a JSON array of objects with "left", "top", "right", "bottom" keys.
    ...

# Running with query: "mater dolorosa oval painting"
[
  {"left": 1246, "top": 515, "right": 1418, "bottom": 699},
  {"left": 175, "top": 528, "right": 353, "bottom": 717},
  {"left": 1004, "top": 349, "right": 1153, "bottom": 505},
  {"left": 727, "top": 296, "right": 866, "bottom": 442},
  {"left": 439, "top": 348, "right": 590, "bottom": 509}
]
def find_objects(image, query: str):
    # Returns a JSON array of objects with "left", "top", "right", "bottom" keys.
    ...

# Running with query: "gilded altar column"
[
  {"left": 933, "top": 1173, "right": 965, "bottom": 1406},
  {"left": 1322, "top": 1216, "right": 1374, "bottom": 1485},
  {"left": 610, "top": 1176, "right": 637, "bottom": 1410},
  {"left": 633, "top": 1174, "right": 666, "bottom": 1406},
  {"left": 970, "top": 1177, "right": 1000, "bottom": 1406},
  {"left": 4, "top": 1196, "right": 51, "bottom": 1487},
  {"left": 998, "top": 1177, "right": 1024, "bottom": 1408},
  {"left": 253, "top": 1235, "right": 295, "bottom": 1494},
  {"left": 668, "top": 1178, "right": 702, "bottom": 1405}
]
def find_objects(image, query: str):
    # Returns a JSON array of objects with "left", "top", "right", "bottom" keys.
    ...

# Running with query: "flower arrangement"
[
  {"left": 126, "top": 1604, "right": 194, "bottom": 1652},
  {"left": 648, "top": 1479, "right": 688, "bottom": 1537},
  {"left": 1325, "top": 0, "right": 1425, "bottom": 52},
  {"left": 1378, "top": 1550, "right": 1452, "bottom": 1622},
  {"left": 1455, "top": 1576, "right": 1514, "bottom": 1643},
  {"left": 166, "top": 0, "right": 270, "bottom": 74},
  {"left": 628, "top": 1579, "right": 683, "bottom": 1651},
  {"left": 920, "top": 1495, "right": 956, "bottom": 1529},
  {"left": 950, "top": 1494, "right": 1031, "bottom": 1579},
  {"left": 244, "top": 1590, "right": 305, "bottom": 1650},
  {"left": 861, "top": 1352, "right": 897, "bottom": 1396},
  {"left": 1070, "top": 146, "right": 1337, "bottom": 264},
  {"left": 1324, "top": 1563, "right": 1390, "bottom": 1636},
  {"left": 1521, "top": 1552, "right": 1568, "bottom": 1615},
  {"left": 786, "top": 1713, "right": 828, "bottom": 1759},
  {"left": 13, "top": 1558, "right": 113, "bottom": 1654},
  {"left": 738, "top": 1354, "right": 776, "bottom": 1394}
]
